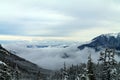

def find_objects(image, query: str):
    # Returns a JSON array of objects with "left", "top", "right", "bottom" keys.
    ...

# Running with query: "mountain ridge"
[
  {"left": 78, "top": 32, "right": 120, "bottom": 51},
  {"left": 0, "top": 44, "right": 50, "bottom": 75}
]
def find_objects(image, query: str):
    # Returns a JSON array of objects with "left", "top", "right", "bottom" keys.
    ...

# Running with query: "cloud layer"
[
  {"left": 0, "top": 0, "right": 120, "bottom": 41},
  {"left": 3, "top": 42, "right": 99, "bottom": 70}
]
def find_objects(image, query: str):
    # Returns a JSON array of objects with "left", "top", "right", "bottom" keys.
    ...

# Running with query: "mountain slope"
[
  {"left": 78, "top": 33, "right": 120, "bottom": 51},
  {"left": 0, "top": 44, "right": 50, "bottom": 75}
]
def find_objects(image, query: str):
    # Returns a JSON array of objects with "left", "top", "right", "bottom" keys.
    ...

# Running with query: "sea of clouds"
[
  {"left": 2, "top": 41, "right": 119, "bottom": 70},
  {"left": 2, "top": 41, "right": 101, "bottom": 70}
]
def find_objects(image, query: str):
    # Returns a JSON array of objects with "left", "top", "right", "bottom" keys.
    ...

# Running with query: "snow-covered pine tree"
[
  {"left": 13, "top": 64, "right": 20, "bottom": 80},
  {"left": 37, "top": 71, "right": 42, "bottom": 80},
  {"left": 75, "top": 65, "right": 80, "bottom": 80},
  {"left": 86, "top": 54, "right": 96, "bottom": 80},
  {"left": 62, "top": 62, "right": 68, "bottom": 80},
  {"left": 98, "top": 49, "right": 117, "bottom": 80},
  {"left": 0, "top": 61, "right": 11, "bottom": 80},
  {"left": 67, "top": 64, "right": 76, "bottom": 80}
]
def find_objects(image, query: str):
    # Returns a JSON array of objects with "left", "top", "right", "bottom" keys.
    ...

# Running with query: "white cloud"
[
  {"left": 71, "top": 29, "right": 118, "bottom": 41},
  {"left": 0, "top": 0, "right": 120, "bottom": 41},
  {"left": 3, "top": 42, "right": 99, "bottom": 70}
]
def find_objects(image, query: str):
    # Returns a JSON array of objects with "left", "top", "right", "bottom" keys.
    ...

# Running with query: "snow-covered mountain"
[
  {"left": 26, "top": 40, "right": 77, "bottom": 48},
  {"left": 78, "top": 33, "right": 120, "bottom": 51}
]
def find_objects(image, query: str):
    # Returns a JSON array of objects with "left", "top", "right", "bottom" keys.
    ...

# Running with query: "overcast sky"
[{"left": 0, "top": 0, "right": 120, "bottom": 41}]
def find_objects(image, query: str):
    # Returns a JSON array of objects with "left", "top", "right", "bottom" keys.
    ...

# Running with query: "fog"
[{"left": 3, "top": 42, "right": 101, "bottom": 70}]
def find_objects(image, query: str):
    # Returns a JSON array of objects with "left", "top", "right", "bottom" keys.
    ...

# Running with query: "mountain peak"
[
  {"left": 100, "top": 32, "right": 120, "bottom": 38},
  {"left": 92, "top": 32, "right": 120, "bottom": 41},
  {"left": 78, "top": 32, "right": 120, "bottom": 51}
]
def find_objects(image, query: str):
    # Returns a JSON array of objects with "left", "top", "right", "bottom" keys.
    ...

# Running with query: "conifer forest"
[{"left": 1, "top": 49, "right": 120, "bottom": 80}]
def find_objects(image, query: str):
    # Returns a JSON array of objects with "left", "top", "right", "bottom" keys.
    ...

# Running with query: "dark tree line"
[
  {"left": 50, "top": 49, "right": 120, "bottom": 80},
  {"left": 0, "top": 62, "right": 47, "bottom": 80}
]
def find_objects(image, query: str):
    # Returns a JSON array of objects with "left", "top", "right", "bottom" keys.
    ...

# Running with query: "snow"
[
  {"left": 0, "top": 61, "right": 6, "bottom": 65},
  {"left": 0, "top": 61, "right": 3, "bottom": 64},
  {"left": 103, "top": 33, "right": 120, "bottom": 38}
]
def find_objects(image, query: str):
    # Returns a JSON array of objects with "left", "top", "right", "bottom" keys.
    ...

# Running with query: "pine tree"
[
  {"left": 86, "top": 54, "right": 96, "bottom": 80},
  {"left": 62, "top": 62, "right": 68, "bottom": 80},
  {"left": 13, "top": 64, "right": 20, "bottom": 80},
  {"left": 98, "top": 49, "right": 117, "bottom": 80},
  {"left": 75, "top": 65, "right": 80, "bottom": 80},
  {"left": 37, "top": 71, "right": 42, "bottom": 80},
  {"left": 0, "top": 62, "right": 11, "bottom": 80}
]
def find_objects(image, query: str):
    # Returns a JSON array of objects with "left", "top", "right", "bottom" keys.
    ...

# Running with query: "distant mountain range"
[
  {"left": 1, "top": 40, "right": 79, "bottom": 49},
  {"left": 26, "top": 40, "right": 79, "bottom": 48},
  {"left": 78, "top": 33, "right": 120, "bottom": 51}
]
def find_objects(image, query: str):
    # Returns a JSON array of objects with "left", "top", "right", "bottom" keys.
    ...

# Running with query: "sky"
[{"left": 0, "top": 0, "right": 120, "bottom": 42}]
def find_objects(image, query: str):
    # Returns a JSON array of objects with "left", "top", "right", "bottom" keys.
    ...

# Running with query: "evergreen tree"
[
  {"left": 37, "top": 71, "right": 42, "bottom": 80},
  {"left": 13, "top": 64, "right": 20, "bottom": 80},
  {"left": 86, "top": 54, "right": 96, "bottom": 80},
  {"left": 98, "top": 49, "right": 117, "bottom": 80},
  {"left": 0, "top": 62, "right": 11, "bottom": 80},
  {"left": 62, "top": 62, "right": 68, "bottom": 80}
]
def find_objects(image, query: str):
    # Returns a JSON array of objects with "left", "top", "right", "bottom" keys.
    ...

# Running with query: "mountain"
[
  {"left": 0, "top": 44, "right": 50, "bottom": 79},
  {"left": 78, "top": 33, "right": 120, "bottom": 51},
  {"left": 1, "top": 40, "right": 78, "bottom": 49},
  {"left": 25, "top": 40, "right": 78, "bottom": 48}
]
